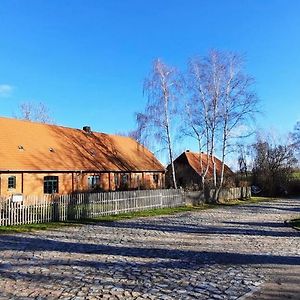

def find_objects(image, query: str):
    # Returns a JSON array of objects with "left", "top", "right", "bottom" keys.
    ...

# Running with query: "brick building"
[
  {"left": 166, "top": 151, "right": 234, "bottom": 189},
  {"left": 0, "top": 117, "right": 165, "bottom": 196}
]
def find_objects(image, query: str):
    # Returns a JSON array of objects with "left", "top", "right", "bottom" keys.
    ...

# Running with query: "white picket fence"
[{"left": 0, "top": 189, "right": 184, "bottom": 226}]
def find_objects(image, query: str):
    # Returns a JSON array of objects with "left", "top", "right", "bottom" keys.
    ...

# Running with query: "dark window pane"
[
  {"left": 121, "top": 174, "right": 128, "bottom": 184},
  {"left": 44, "top": 176, "right": 59, "bottom": 194},
  {"left": 153, "top": 174, "right": 159, "bottom": 184},
  {"left": 8, "top": 176, "right": 16, "bottom": 189},
  {"left": 114, "top": 174, "right": 119, "bottom": 186},
  {"left": 88, "top": 175, "right": 100, "bottom": 189}
]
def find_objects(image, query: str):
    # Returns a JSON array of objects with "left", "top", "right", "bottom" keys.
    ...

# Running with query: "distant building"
[
  {"left": 0, "top": 117, "right": 165, "bottom": 196},
  {"left": 166, "top": 151, "right": 234, "bottom": 189}
]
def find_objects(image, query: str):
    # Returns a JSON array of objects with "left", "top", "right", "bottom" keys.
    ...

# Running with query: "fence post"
[{"left": 1, "top": 189, "right": 191, "bottom": 227}]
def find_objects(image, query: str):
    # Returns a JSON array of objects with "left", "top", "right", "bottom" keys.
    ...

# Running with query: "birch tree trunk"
[
  {"left": 164, "top": 88, "right": 177, "bottom": 189},
  {"left": 186, "top": 51, "right": 258, "bottom": 203},
  {"left": 138, "top": 58, "right": 181, "bottom": 189}
]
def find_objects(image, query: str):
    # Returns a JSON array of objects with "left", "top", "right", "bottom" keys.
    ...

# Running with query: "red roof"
[
  {"left": 0, "top": 117, "right": 164, "bottom": 172},
  {"left": 184, "top": 151, "right": 233, "bottom": 177}
]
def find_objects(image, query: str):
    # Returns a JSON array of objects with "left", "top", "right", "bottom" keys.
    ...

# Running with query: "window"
[
  {"left": 8, "top": 176, "right": 16, "bottom": 189},
  {"left": 44, "top": 176, "right": 59, "bottom": 194},
  {"left": 153, "top": 174, "right": 159, "bottom": 184},
  {"left": 121, "top": 174, "right": 128, "bottom": 184},
  {"left": 88, "top": 175, "right": 100, "bottom": 189},
  {"left": 114, "top": 174, "right": 119, "bottom": 187}
]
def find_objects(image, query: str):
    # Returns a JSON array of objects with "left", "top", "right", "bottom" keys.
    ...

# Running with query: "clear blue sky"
[{"left": 0, "top": 0, "right": 299, "bottom": 137}]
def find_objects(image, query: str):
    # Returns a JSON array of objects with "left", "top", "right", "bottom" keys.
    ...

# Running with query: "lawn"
[{"left": 0, "top": 222, "right": 80, "bottom": 234}]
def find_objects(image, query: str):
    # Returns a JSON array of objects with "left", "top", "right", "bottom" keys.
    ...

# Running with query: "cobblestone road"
[{"left": 0, "top": 198, "right": 299, "bottom": 300}]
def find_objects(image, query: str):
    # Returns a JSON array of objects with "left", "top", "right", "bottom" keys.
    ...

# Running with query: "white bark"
[
  {"left": 186, "top": 51, "right": 258, "bottom": 202},
  {"left": 140, "top": 59, "right": 180, "bottom": 189}
]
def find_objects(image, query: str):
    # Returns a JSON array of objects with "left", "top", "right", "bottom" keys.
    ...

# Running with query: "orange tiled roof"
[
  {"left": 0, "top": 117, "right": 164, "bottom": 172},
  {"left": 184, "top": 151, "right": 233, "bottom": 177}
]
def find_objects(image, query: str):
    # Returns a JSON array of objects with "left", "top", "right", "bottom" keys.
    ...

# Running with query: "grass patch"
[
  {"left": 0, "top": 196, "right": 276, "bottom": 234},
  {"left": 241, "top": 196, "right": 277, "bottom": 203},
  {"left": 52, "top": 197, "right": 277, "bottom": 223},
  {"left": 78, "top": 205, "right": 218, "bottom": 223},
  {"left": 0, "top": 206, "right": 214, "bottom": 234},
  {"left": 0, "top": 222, "right": 79, "bottom": 234},
  {"left": 216, "top": 196, "right": 276, "bottom": 206}
]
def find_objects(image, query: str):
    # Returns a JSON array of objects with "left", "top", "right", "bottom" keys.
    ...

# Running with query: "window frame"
[
  {"left": 114, "top": 173, "right": 119, "bottom": 187},
  {"left": 8, "top": 176, "right": 16, "bottom": 189},
  {"left": 88, "top": 175, "right": 100, "bottom": 190},
  {"left": 153, "top": 174, "right": 159, "bottom": 184},
  {"left": 44, "top": 176, "right": 59, "bottom": 194},
  {"left": 121, "top": 174, "right": 128, "bottom": 185}
]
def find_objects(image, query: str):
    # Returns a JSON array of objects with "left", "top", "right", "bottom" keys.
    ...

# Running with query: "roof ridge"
[
  {"left": 0, "top": 115, "right": 80, "bottom": 131},
  {"left": 185, "top": 151, "right": 208, "bottom": 156},
  {"left": 0, "top": 115, "right": 119, "bottom": 137}
]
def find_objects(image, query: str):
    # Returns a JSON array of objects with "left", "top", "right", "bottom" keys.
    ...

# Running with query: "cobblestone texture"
[{"left": 0, "top": 198, "right": 299, "bottom": 299}]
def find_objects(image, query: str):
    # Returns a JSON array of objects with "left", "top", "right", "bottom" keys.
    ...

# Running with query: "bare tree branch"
[
  {"left": 15, "top": 101, "right": 54, "bottom": 124},
  {"left": 138, "top": 59, "right": 181, "bottom": 188},
  {"left": 184, "top": 50, "right": 258, "bottom": 201}
]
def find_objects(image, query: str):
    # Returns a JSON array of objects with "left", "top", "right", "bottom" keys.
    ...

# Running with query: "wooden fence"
[
  {"left": 215, "top": 187, "right": 251, "bottom": 201},
  {"left": 0, "top": 189, "right": 184, "bottom": 226},
  {"left": 185, "top": 187, "right": 251, "bottom": 205}
]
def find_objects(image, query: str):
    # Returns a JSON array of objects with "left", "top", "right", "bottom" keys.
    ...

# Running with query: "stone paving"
[{"left": 0, "top": 198, "right": 299, "bottom": 300}]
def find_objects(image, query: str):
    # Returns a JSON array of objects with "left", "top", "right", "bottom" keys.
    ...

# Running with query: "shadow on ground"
[{"left": 0, "top": 234, "right": 299, "bottom": 267}]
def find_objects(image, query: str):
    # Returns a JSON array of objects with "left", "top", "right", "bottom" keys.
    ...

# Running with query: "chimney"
[
  {"left": 83, "top": 126, "right": 91, "bottom": 133},
  {"left": 186, "top": 149, "right": 190, "bottom": 152}
]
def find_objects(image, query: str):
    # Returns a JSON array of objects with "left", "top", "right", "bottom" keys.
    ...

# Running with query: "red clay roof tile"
[
  {"left": 184, "top": 151, "right": 233, "bottom": 178},
  {"left": 0, "top": 117, "right": 164, "bottom": 172}
]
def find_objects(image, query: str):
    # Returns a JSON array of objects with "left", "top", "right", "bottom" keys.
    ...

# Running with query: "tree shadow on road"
[
  {"left": 0, "top": 234, "right": 299, "bottom": 267},
  {"left": 222, "top": 221, "right": 287, "bottom": 228},
  {"left": 90, "top": 219, "right": 300, "bottom": 238},
  {"left": 241, "top": 204, "right": 300, "bottom": 213}
]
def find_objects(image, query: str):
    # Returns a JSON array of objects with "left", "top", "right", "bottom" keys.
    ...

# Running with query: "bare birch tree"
[
  {"left": 183, "top": 58, "right": 212, "bottom": 190},
  {"left": 185, "top": 50, "right": 258, "bottom": 201},
  {"left": 216, "top": 52, "right": 258, "bottom": 199},
  {"left": 115, "top": 130, "right": 140, "bottom": 140},
  {"left": 138, "top": 59, "right": 181, "bottom": 188},
  {"left": 15, "top": 101, "right": 54, "bottom": 124}
]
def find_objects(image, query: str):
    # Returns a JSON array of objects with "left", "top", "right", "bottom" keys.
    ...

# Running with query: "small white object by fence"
[
  {"left": 11, "top": 193, "right": 23, "bottom": 203},
  {"left": 0, "top": 189, "right": 184, "bottom": 227}
]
